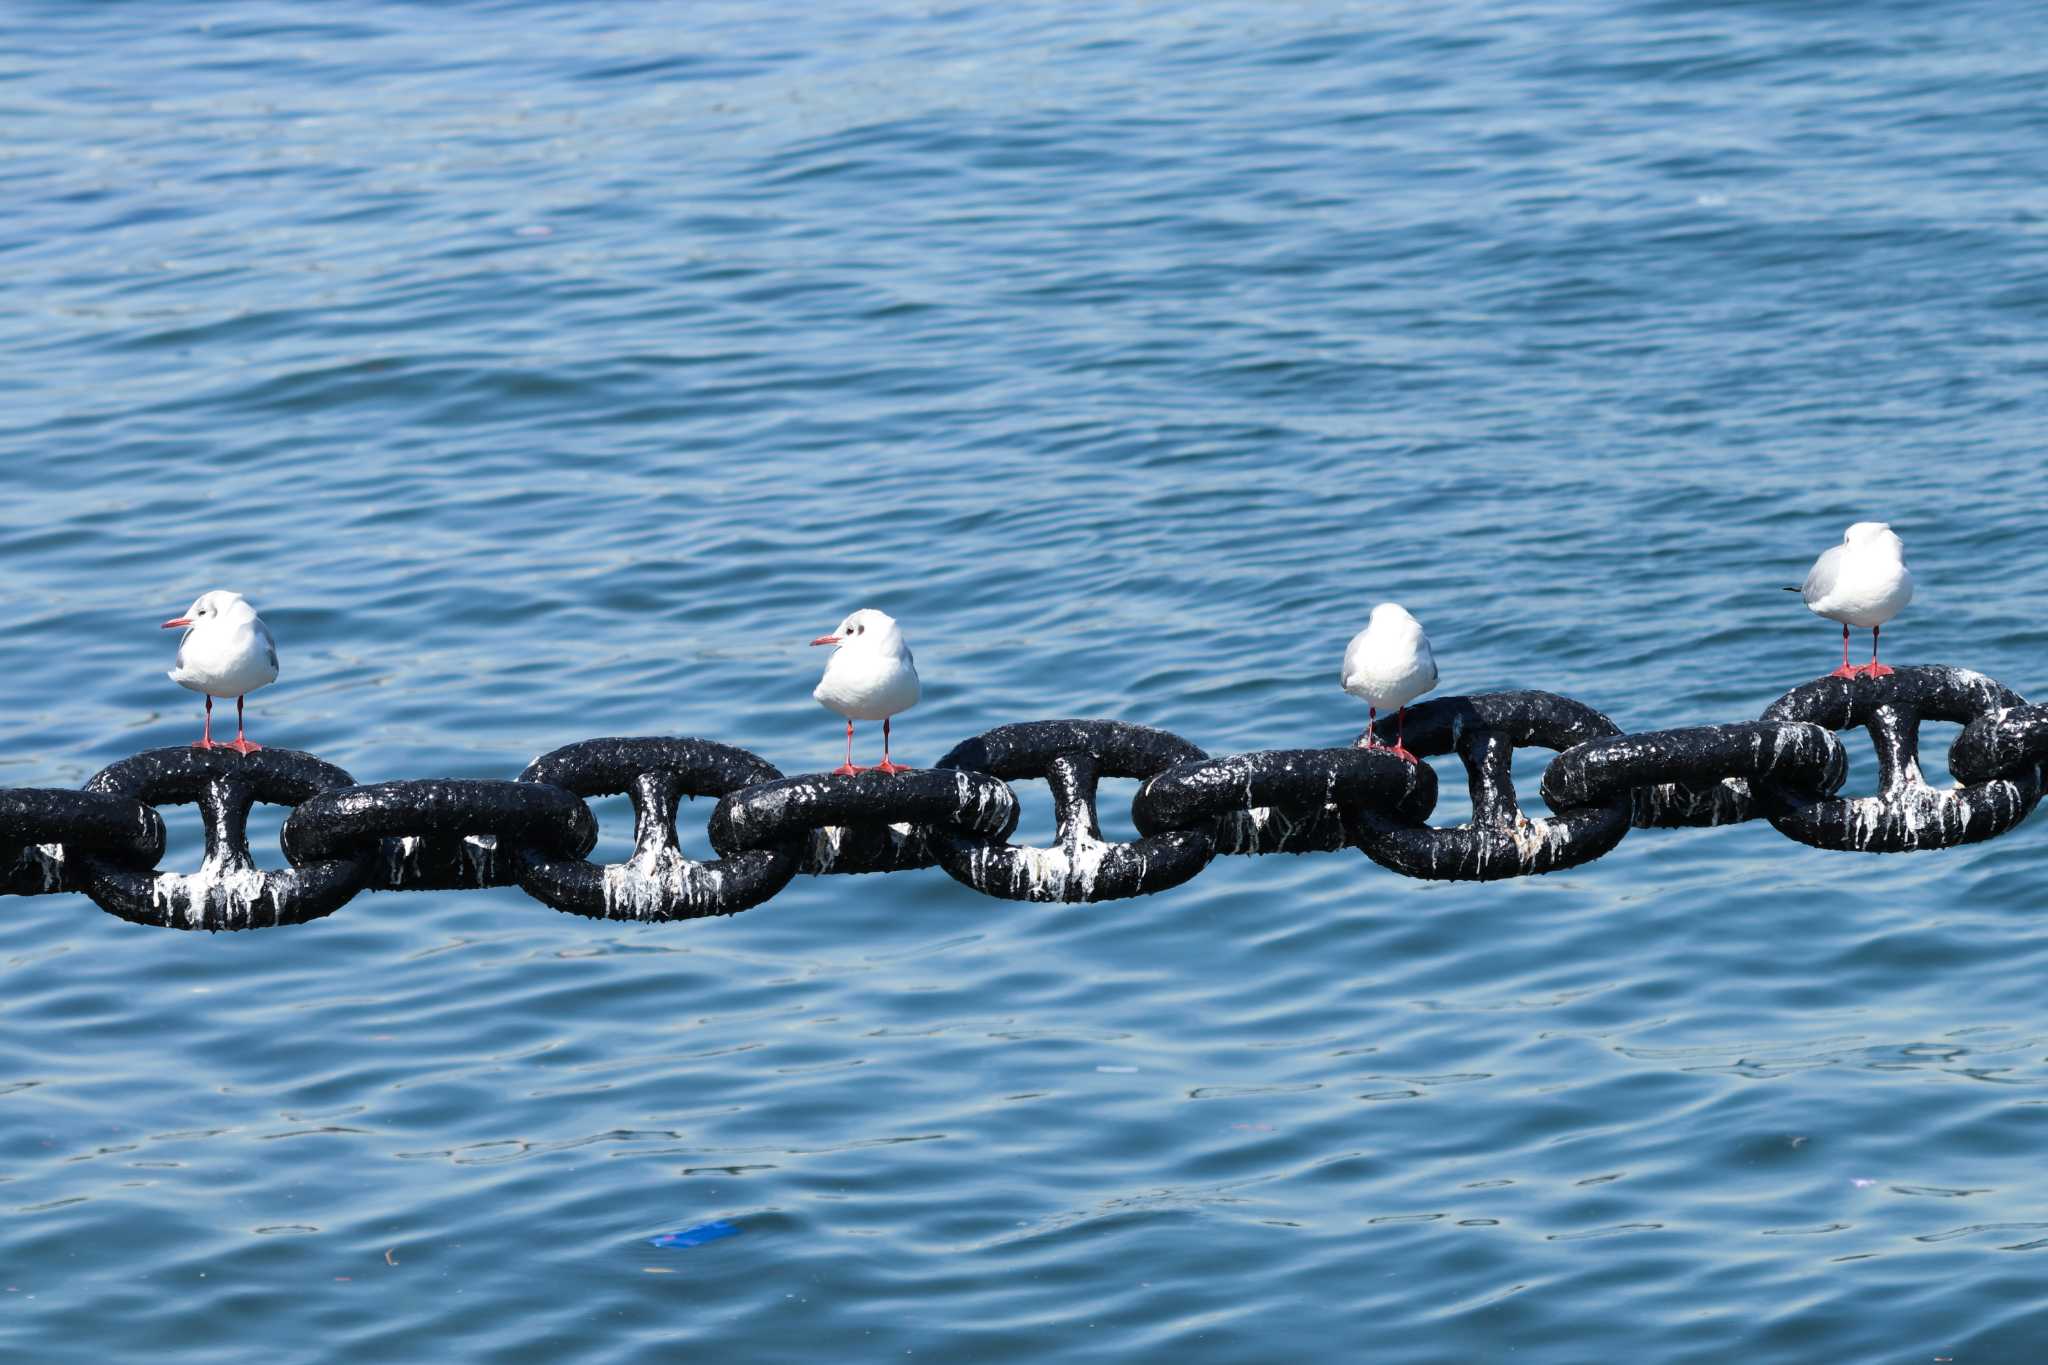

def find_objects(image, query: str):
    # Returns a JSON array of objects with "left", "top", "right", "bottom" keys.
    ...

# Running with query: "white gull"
[
  {"left": 164, "top": 589, "right": 279, "bottom": 754},
  {"left": 1342, "top": 602, "right": 1437, "bottom": 762},
  {"left": 1788, "top": 522, "right": 1913, "bottom": 679},
  {"left": 812, "top": 608, "right": 919, "bottom": 774}
]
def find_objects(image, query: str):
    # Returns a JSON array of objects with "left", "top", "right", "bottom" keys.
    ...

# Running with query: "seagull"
[
  {"left": 163, "top": 590, "right": 279, "bottom": 754},
  {"left": 811, "top": 608, "right": 920, "bottom": 775},
  {"left": 1787, "top": 522, "right": 1913, "bottom": 679},
  {"left": 1342, "top": 603, "right": 1438, "bottom": 763}
]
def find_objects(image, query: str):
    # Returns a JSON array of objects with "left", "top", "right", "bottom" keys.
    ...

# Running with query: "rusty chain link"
[{"left": 2, "top": 666, "right": 2044, "bottom": 930}]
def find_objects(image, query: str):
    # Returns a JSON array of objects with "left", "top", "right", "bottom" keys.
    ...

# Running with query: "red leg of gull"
[
  {"left": 1364, "top": 706, "right": 1379, "bottom": 749},
  {"left": 1829, "top": 622, "right": 1858, "bottom": 680},
  {"left": 873, "top": 717, "right": 911, "bottom": 775},
  {"left": 228, "top": 694, "right": 262, "bottom": 755},
  {"left": 1859, "top": 624, "right": 1893, "bottom": 678},
  {"left": 832, "top": 719, "right": 864, "bottom": 776},
  {"left": 1388, "top": 706, "right": 1419, "bottom": 765},
  {"left": 193, "top": 695, "right": 216, "bottom": 750}
]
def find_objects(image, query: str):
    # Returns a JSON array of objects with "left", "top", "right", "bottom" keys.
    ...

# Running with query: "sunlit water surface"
[{"left": 6, "top": 2, "right": 2048, "bottom": 1360}]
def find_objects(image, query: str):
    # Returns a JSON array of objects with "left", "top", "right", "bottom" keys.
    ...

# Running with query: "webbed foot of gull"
[
  {"left": 1828, "top": 663, "right": 1862, "bottom": 681},
  {"left": 226, "top": 738, "right": 263, "bottom": 755},
  {"left": 830, "top": 763, "right": 867, "bottom": 776},
  {"left": 871, "top": 759, "right": 914, "bottom": 775},
  {"left": 1384, "top": 745, "right": 1420, "bottom": 765},
  {"left": 1857, "top": 662, "right": 1895, "bottom": 679}
]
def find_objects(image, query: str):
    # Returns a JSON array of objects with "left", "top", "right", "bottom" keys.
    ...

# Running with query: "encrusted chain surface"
[{"left": 3, "top": 666, "right": 2043, "bottom": 929}]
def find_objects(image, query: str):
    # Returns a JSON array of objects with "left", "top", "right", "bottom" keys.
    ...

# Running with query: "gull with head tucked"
[
  {"left": 1342, "top": 603, "right": 1437, "bottom": 764},
  {"left": 811, "top": 608, "right": 920, "bottom": 775},
  {"left": 1787, "top": 521, "right": 1913, "bottom": 679},
  {"left": 163, "top": 590, "right": 279, "bottom": 754}
]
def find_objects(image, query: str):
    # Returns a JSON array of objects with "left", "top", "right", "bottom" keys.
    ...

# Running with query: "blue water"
[{"left": 6, "top": 1, "right": 2048, "bottom": 1359}]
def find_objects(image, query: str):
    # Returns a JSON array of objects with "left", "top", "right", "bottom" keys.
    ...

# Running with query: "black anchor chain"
[
  {"left": 74, "top": 748, "right": 370, "bottom": 930},
  {"left": 929, "top": 721, "right": 1217, "bottom": 902},
  {"left": 1, "top": 787, "right": 165, "bottom": 897},
  {"left": 1131, "top": 747, "right": 1436, "bottom": 855},
  {"left": 1756, "top": 667, "right": 2043, "bottom": 852},
  {"left": 1, "top": 661, "right": 2045, "bottom": 929},
  {"left": 1349, "top": 692, "right": 1633, "bottom": 882},
  {"left": 282, "top": 779, "right": 597, "bottom": 891},
  {"left": 513, "top": 738, "right": 799, "bottom": 921},
  {"left": 709, "top": 767, "right": 1020, "bottom": 878},
  {"left": 1543, "top": 720, "right": 1847, "bottom": 829}
]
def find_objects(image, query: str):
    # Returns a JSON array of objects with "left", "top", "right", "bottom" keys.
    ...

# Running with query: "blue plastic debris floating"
[{"left": 648, "top": 1220, "right": 739, "bottom": 1250}]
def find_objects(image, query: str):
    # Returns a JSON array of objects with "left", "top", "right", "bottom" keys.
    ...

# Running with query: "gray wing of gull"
[
  {"left": 1339, "top": 630, "right": 1366, "bottom": 689},
  {"left": 1800, "top": 543, "right": 1844, "bottom": 607},
  {"left": 256, "top": 617, "right": 279, "bottom": 673}
]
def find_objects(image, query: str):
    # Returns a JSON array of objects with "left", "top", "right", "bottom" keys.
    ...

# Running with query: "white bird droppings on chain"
[
  {"left": 460, "top": 834, "right": 497, "bottom": 884},
  {"left": 602, "top": 846, "right": 727, "bottom": 920},
  {"left": 975, "top": 834, "right": 1113, "bottom": 901},
  {"left": 151, "top": 857, "right": 274, "bottom": 930},
  {"left": 6, "top": 843, "right": 67, "bottom": 893},
  {"left": 384, "top": 835, "right": 423, "bottom": 886}
]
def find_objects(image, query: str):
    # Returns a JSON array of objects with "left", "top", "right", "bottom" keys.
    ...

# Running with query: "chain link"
[{"left": 2, "top": 665, "right": 2045, "bottom": 929}]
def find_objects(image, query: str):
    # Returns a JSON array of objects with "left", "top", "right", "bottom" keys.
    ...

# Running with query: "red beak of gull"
[
  {"left": 810, "top": 635, "right": 840, "bottom": 646},
  {"left": 162, "top": 618, "right": 192, "bottom": 629}
]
